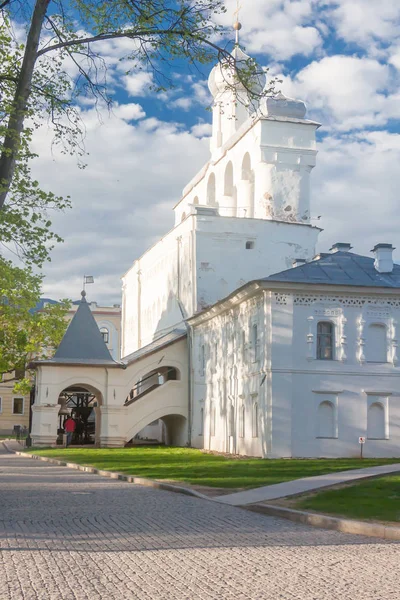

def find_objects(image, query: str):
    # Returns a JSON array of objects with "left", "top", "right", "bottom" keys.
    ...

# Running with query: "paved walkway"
[
  {"left": 1, "top": 446, "right": 400, "bottom": 600},
  {"left": 214, "top": 462, "right": 400, "bottom": 505}
]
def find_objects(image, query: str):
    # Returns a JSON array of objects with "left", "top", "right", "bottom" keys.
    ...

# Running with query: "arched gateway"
[{"left": 30, "top": 291, "right": 189, "bottom": 447}]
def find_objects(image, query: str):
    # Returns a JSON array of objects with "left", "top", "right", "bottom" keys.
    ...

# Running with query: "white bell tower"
[{"left": 208, "top": 22, "right": 266, "bottom": 155}]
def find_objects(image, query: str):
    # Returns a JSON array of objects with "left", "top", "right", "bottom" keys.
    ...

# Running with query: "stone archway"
[{"left": 57, "top": 384, "right": 103, "bottom": 446}]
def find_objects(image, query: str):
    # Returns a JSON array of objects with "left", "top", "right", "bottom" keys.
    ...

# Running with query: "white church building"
[{"left": 31, "top": 38, "right": 400, "bottom": 458}]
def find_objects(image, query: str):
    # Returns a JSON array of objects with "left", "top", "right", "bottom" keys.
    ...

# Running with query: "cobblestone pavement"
[{"left": 0, "top": 446, "right": 399, "bottom": 600}]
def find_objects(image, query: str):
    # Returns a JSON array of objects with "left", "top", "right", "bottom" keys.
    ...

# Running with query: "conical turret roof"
[{"left": 50, "top": 291, "right": 118, "bottom": 366}]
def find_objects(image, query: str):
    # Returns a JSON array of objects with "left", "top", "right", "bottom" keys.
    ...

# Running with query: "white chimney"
[
  {"left": 371, "top": 244, "right": 395, "bottom": 273},
  {"left": 329, "top": 242, "right": 352, "bottom": 253},
  {"left": 292, "top": 258, "right": 307, "bottom": 268}
]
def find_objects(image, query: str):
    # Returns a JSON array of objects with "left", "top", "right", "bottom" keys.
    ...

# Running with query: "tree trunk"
[{"left": 0, "top": 0, "right": 50, "bottom": 209}]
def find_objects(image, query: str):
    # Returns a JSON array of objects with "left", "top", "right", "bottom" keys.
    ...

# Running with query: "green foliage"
[
  {"left": 0, "top": 13, "right": 71, "bottom": 265},
  {"left": 0, "top": 255, "right": 70, "bottom": 393},
  {"left": 25, "top": 446, "right": 400, "bottom": 489}
]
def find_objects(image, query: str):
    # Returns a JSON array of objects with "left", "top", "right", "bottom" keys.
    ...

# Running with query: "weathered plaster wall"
[
  {"left": 174, "top": 117, "right": 318, "bottom": 226},
  {"left": 191, "top": 294, "right": 267, "bottom": 457}
]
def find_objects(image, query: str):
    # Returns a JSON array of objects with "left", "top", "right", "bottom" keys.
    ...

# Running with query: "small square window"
[
  {"left": 13, "top": 398, "right": 24, "bottom": 415},
  {"left": 100, "top": 328, "right": 109, "bottom": 344},
  {"left": 14, "top": 367, "right": 25, "bottom": 380},
  {"left": 246, "top": 241, "right": 255, "bottom": 250}
]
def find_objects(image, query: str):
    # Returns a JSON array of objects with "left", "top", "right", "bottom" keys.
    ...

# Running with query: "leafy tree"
[
  {"left": 0, "top": 1, "right": 274, "bottom": 391},
  {"left": 0, "top": 256, "right": 70, "bottom": 393},
  {"left": 0, "top": 0, "right": 272, "bottom": 210}
]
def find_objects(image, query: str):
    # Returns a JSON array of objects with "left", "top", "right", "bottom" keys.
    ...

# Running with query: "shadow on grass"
[{"left": 26, "top": 446, "right": 400, "bottom": 489}]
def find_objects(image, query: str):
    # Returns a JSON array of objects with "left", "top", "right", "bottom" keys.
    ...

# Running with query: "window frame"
[
  {"left": 366, "top": 323, "right": 388, "bottom": 364},
  {"left": 14, "top": 366, "right": 25, "bottom": 380},
  {"left": 316, "top": 321, "right": 335, "bottom": 361},
  {"left": 12, "top": 397, "right": 24, "bottom": 415},
  {"left": 100, "top": 327, "right": 109, "bottom": 344}
]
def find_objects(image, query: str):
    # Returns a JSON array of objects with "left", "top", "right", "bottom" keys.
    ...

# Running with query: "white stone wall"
[
  {"left": 121, "top": 218, "right": 195, "bottom": 357},
  {"left": 286, "top": 292, "right": 400, "bottom": 458},
  {"left": 191, "top": 295, "right": 267, "bottom": 457},
  {"left": 191, "top": 288, "right": 400, "bottom": 459},
  {"left": 122, "top": 210, "right": 319, "bottom": 357}
]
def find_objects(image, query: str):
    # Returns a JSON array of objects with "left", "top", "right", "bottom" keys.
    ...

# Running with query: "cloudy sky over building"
[{"left": 26, "top": 0, "right": 400, "bottom": 304}]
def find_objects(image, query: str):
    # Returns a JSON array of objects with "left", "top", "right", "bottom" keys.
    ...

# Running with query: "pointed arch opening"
[
  {"left": 207, "top": 172, "right": 216, "bottom": 206},
  {"left": 242, "top": 153, "right": 252, "bottom": 181},
  {"left": 224, "top": 161, "right": 234, "bottom": 196},
  {"left": 241, "top": 153, "right": 255, "bottom": 217}
]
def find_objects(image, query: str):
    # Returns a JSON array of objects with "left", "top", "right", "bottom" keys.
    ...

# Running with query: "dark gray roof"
[
  {"left": 264, "top": 251, "right": 400, "bottom": 288},
  {"left": 123, "top": 329, "right": 187, "bottom": 365},
  {"left": 50, "top": 293, "right": 118, "bottom": 365}
]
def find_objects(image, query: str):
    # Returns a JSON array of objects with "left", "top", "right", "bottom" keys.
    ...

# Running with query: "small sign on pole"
[{"left": 359, "top": 436, "right": 366, "bottom": 458}]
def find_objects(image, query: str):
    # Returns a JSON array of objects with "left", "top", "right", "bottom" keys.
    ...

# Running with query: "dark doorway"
[{"left": 58, "top": 386, "right": 99, "bottom": 445}]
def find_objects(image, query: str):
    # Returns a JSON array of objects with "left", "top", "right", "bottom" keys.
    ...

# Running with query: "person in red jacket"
[{"left": 64, "top": 415, "right": 76, "bottom": 447}]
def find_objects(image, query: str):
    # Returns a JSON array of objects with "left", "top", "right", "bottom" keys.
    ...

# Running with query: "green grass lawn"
[
  {"left": 294, "top": 475, "right": 400, "bottom": 522},
  {"left": 26, "top": 446, "right": 400, "bottom": 489}
]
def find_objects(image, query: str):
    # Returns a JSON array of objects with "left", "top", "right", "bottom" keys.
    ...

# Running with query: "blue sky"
[{"left": 23, "top": 0, "right": 400, "bottom": 303}]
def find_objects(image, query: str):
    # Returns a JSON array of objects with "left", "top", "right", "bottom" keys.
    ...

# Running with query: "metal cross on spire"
[{"left": 233, "top": 0, "right": 242, "bottom": 45}]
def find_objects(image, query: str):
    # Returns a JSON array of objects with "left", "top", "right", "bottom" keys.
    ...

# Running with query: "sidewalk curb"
[
  {"left": 2, "top": 442, "right": 211, "bottom": 503},
  {"left": 245, "top": 503, "right": 400, "bottom": 541}
]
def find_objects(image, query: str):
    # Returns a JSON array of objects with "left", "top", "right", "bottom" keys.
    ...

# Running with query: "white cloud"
[
  {"left": 216, "top": 0, "right": 322, "bottom": 60},
  {"left": 191, "top": 123, "right": 212, "bottom": 138},
  {"left": 283, "top": 55, "right": 399, "bottom": 131},
  {"left": 313, "top": 130, "right": 400, "bottom": 261},
  {"left": 326, "top": 0, "right": 400, "bottom": 47},
  {"left": 112, "top": 103, "right": 146, "bottom": 121},
  {"left": 171, "top": 97, "right": 193, "bottom": 111},
  {"left": 30, "top": 106, "right": 209, "bottom": 304},
  {"left": 123, "top": 72, "right": 154, "bottom": 97}
]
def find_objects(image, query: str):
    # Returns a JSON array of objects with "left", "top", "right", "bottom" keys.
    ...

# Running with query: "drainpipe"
[{"left": 177, "top": 298, "right": 193, "bottom": 448}]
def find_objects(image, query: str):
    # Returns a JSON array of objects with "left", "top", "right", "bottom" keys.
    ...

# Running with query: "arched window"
[
  {"left": 367, "top": 402, "right": 386, "bottom": 439},
  {"left": 100, "top": 327, "right": 109, "bottom": 344},
  {"left": 317, "top": 401, "right": 335, "bottom": 438},
  {"left": 239, "top": 404, "right": 245, "bottom": 438},
  {"left": 317, "top": 322, "right": 334, "bottom": 360},
  {"left": 224, "top": 162, "right": 234, "bottom": 196},
  {"left": 252, "top": 401, "right": 259, "bottom": 438},
  {"left": 181, "top": 212, "right": 186, "bottom": 222},
  {"left": 242, "top": 153, "right": 252, "bottom": 180},
  {"left": 366, "top": 324, "right": 387, "bottom": 363},
  {"left": 207, "top": 173, "right": 216, "bottom": 206},
  {"left": 193, "top": 196, "right": 199, "bottom": 205}
]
